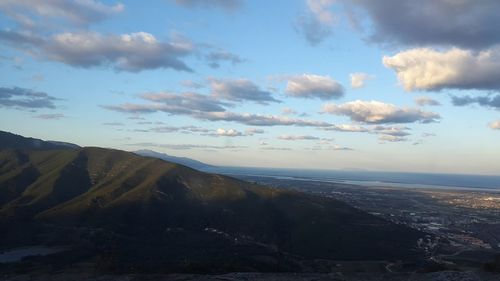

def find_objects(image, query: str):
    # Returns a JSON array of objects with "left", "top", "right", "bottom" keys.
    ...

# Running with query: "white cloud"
[
  {"left": 196, "top": 111, "right": 332, "bottom": 127},
  {"left": 371, "top": 125, "right": 411, "bottom": 137},
  {"left": 0, "top": 0, "right": 124, "bottom": 26},
  {"left": 214, "top": 128, "right": 243, "bottom": 137},
  {"left": 0, "top": 31, "right": 195, "bottom": 72},
  {"left": 322, "top": 100, "right": 440, "bottom": 124},
  {"left": 285, "top": 74, "right": 344, "bottom": 100},
  {"left": 322, "top": 124, "right": 368, "bottom": 132},
  {"left": 415, "top": 96, "right": 441, "bottom": 106},
  {"left": 489, "top": 120, "right": 500, "bottom": 130},
  {"left": 378, "top": 135, "right": 408, "bottom": 143},
  {"left": 350, "top": 72, "right": 372, "bottom": 89},
  {"left": 278, "top": 135, "right": 320, "bottom": 141},
  {"left": 383, "top": 47, "right": 500, "bottom": 91},
  {"left": 245, "top": 128, "right": 265, "bottom": 135},
  {"left": 210, "top": 78, "right": 280, "bottom": 104}
]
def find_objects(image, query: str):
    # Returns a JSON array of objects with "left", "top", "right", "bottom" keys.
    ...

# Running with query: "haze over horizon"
[{"left": 1, "top": 0, "right": 499, "bottom": 175}]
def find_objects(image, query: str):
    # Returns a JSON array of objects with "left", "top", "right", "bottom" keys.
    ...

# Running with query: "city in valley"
[{"left": 235, "top": 175, "right": 500, "bottom": 271}]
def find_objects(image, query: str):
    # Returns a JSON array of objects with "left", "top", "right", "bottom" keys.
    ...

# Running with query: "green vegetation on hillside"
[{"left": 0, "top": 131, "right": 425, "bottom": 273}]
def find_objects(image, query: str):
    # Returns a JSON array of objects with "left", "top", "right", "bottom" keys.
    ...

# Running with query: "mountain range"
[
  {"left": 134, "top": 149, "right": 214, "bottom": 170},
  {"left": 0, "top": 130, "right": 425, "bottom": 273}
]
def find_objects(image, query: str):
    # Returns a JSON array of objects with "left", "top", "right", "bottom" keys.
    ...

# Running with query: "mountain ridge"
[
  {"left": 0, "top": 131, "right": 426, "bottom": 273},
  {"left": 134, "top": 149, "right": 214, "bottom": 170}
]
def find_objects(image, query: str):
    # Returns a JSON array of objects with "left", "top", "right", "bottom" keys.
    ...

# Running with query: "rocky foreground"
[{"left": 1, "top": 272, "right": 499, "bottom": 281}]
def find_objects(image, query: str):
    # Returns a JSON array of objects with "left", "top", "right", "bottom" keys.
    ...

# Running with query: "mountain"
[
  {"left": 0, "top": 132, "right": 426, "bottom": 274},
  {"left": 0, "top": 131, "right": 79, "bottom": 150},
  {"left": 134, "top": 149, "right": 214, "bottom": 170}
]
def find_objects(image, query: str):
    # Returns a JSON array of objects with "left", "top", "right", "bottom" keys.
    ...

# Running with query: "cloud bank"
[
  {"left": 383, "top": 47, "right": 500, "bottom": 92},
  {"left": 285, "top": 74, "right": 344, "bottom": 100},
  {"left": 210, "top": 78, "right": 280, "bottom": 104},
  {"left": 0, "top": 30, "right": 195, "bottom": 72},
  {"left": 0, "top": 86, "right": 58, "bottom": 109},
  {"left": 322, "top": 100, "right": 440, "bottom": 124}
]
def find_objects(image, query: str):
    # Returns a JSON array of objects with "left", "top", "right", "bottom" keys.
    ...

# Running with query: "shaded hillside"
[
  {"left": 134, "top": 149, "right": 214, "bottom": 170},
  {"left": 0, "top": 145, "right": 425, "bottom": 273},
  {"left": 0, "top": 131, "right": 79, "bottom": 150}
]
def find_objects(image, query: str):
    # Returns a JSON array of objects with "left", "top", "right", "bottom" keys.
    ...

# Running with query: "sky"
[{"left": 0, "top": 0, "right": 499, "bottom": 175}]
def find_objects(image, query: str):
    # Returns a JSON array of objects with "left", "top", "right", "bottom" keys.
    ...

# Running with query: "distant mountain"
[
  {"left": 0, "top": 131, "right": 79, "bottom": 150},
  {"left": 0, "top": 131, "right": 426, "bottom": 274},
  {"left": 134, "top": 149, "right": 214, "bottom": 170}
]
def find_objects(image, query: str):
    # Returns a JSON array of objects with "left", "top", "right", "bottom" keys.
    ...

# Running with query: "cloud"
[
  {"left": 107, "top": 102, "right": 333, "bottom": 128},
  {"left": 198, "top": 127, "right": 264, "bottom": 137},
  {"left": 324, "top": 124, "right": 411, "bottom": 140},
  {"left": 383, "top": 47, "right": 500, "bottom": 92},
  {"left": 0, "top": 30, "right": 195, "bottom": 72},
  {"left": 296, "top": 0, "right": 336, "bottom": 45},
  {"left": 134, "top": 125, "right": 210, "bottom": 134},
  {"left": 328, "top": 144, "right": 353, "bottom": 151},
  {"left": 245, "top": 128, "right": 265, "bottom": 135},
  {"left": 350, "top": 72, "right": 372, "bottom": 89},
  {"left": 102, "top": 122, "right": 124, "bottom": 126},
  {"left": 371, "top": 125, "right": 411, "bottom": 137},
  {"left": 343, "top": 0, "right": 500, "bottom": 50},
  {"left": 260, "top": 146, "right": 292, "bottom": 151},
  {"left": 285, "top": 74, "right": 344, "bottom": 100},
  {"left": 489, "top": 120, "right": 500, "bottom": 130},
  {"left": 415, "top": 96, "right": 441, "bottom": 106},
  {"left": 0, "top": 86, "right": 58, "bottom": 109},
  {"left": 104, "top": 91, "right": 228, "bottom": 115},
  {"left": 281, "top": 107, "right": 298, "bottom": 115},
  {"left": 141, "top": 92, "right": 228, "bottom": 112},
  {"left": 0, "top": 0, "right": 124, "bottom": 26},
  {"left": 296, "top": 15, "right": 333, "bottom": 46},
  {"left": 211, "top": 128, "right": 243, "bottom": 137},
  {"left": 195, "top": 111, "right": 332, "bottom": 127},
  {"left": 322, "top": 100, "right": 440, "bottom": 124},
  {"left": 422, "top": 132, "right": 436, "bottom": 137},
  {"left": 451, "top": 94, "right": 500, "bottom": 110},
  {"left": 33, "top": 113, "right": 65, "bottom": 120},
  {"left": 181, "top": 80, "right": 204, "bottom": 89},
  {"left": 172, "top": 0, "right": 242, "bottom": 11},
  {"left": 378, "top": 135, "right": 408, "bottom": 143},
  {"left": 322, "top": 124, "right": 369, "bottom": 132},
  {"left": 129, "top": 142, "right": 246, "bottom": 150},
  {"left": 105, "top": 89, "right": 336, "bottom": 128},
  {"left": 203, "top": 128, "right": 264, "bottom": 137},
  {"left": 210, "top": 78, "right": 280, "bottom": 104},
  {"left": 0, "top": 29, "right": 43, "bottom": 46},
  {"left": 278, "top": 135, "right": 320, "bottom": 141},
  {"left": 206, "top": 50, "right": 243, "bottom": 68}
]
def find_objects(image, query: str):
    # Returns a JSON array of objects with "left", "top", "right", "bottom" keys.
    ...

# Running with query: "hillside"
[
  {"left": 0, "top": 135, "right": 426, "bottom": 273},
  {"left": 0, "top": 131, "right": 79, "bottom": 150}
]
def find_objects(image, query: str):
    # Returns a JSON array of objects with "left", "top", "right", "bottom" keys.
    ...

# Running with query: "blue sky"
[{"left": 1, "top": 0, "right": 499, "bottom": 175}]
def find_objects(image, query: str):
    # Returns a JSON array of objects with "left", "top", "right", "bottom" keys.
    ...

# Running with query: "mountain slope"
[
  {"left": 0, "top": 141, "right": 426, "bottom": 273},
  {"left": 134, "top": 149, "right": 214, "bottom": 170},
  {"left": 0, "top": 131, "right": 79, "bottom": 150}
]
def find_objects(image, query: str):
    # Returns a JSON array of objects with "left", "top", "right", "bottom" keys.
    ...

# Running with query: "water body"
[{"left": 202, "top": 167, "right": 500, "bottom": 191}]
